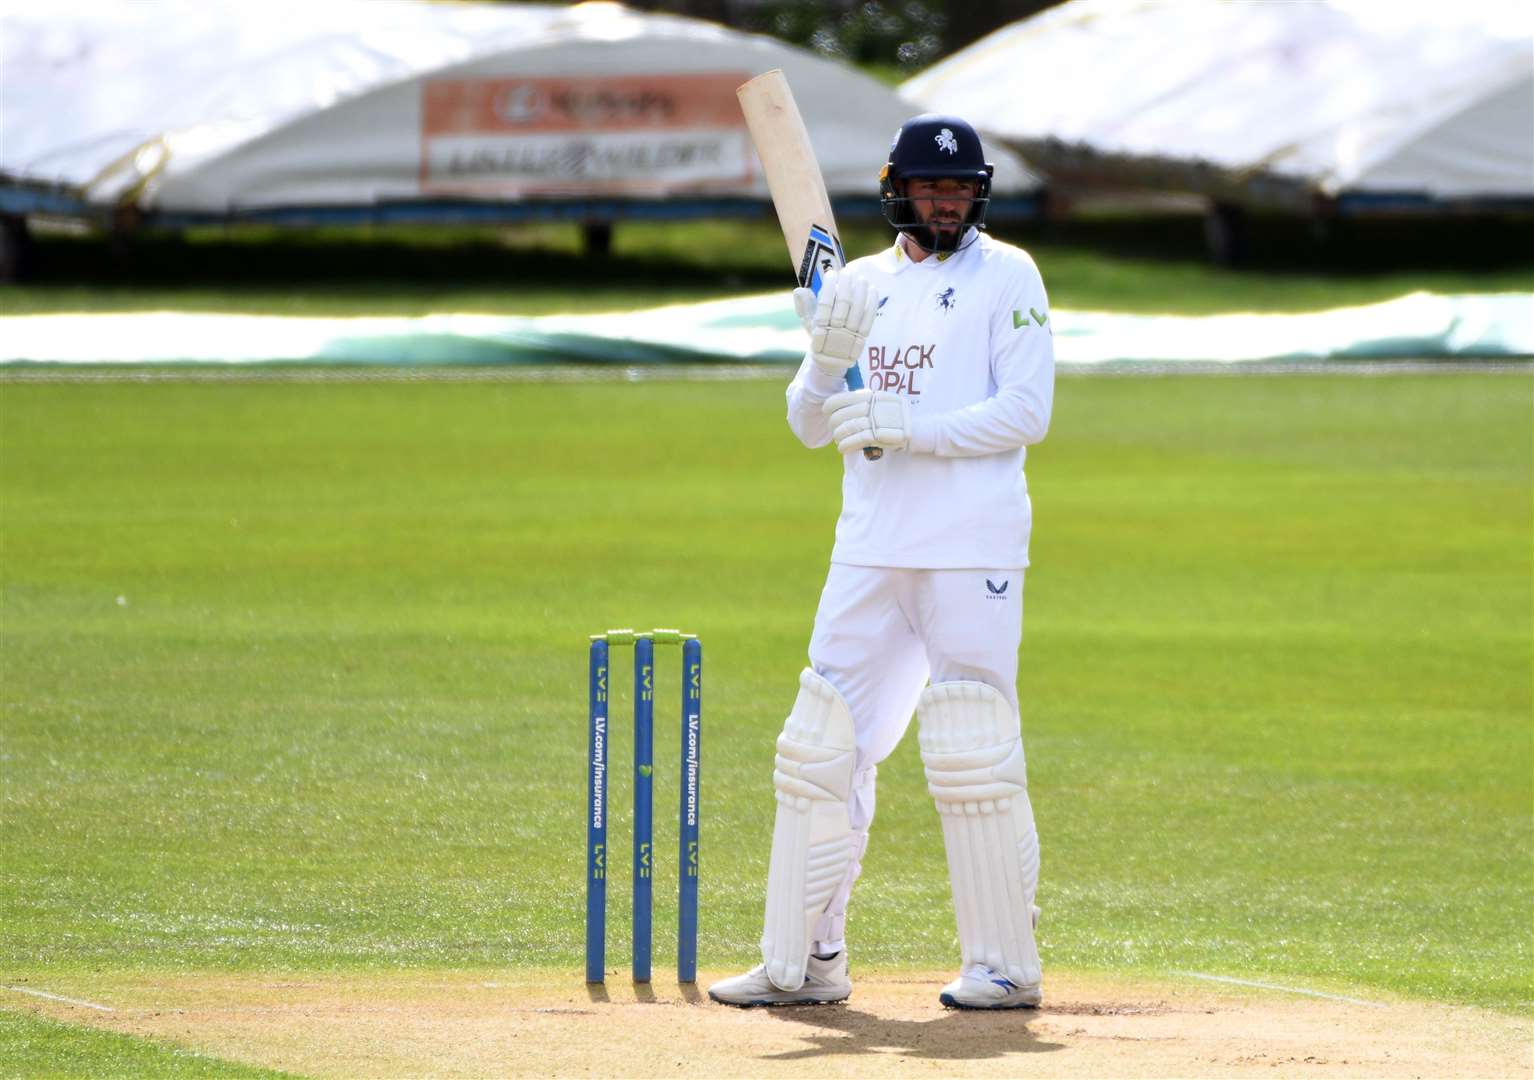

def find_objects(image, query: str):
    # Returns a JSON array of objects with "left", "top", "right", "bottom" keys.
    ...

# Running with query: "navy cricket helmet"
[{"left": 880, "top": 114, "right": 994, "bottom": 254}]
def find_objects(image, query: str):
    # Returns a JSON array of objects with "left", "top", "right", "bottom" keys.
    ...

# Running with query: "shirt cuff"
[
  {"left": 803, "top": 362, "right": 847, "bottom": 398},
  {"left": 908, "top": 414, "right": 938, "bottom": 454}
]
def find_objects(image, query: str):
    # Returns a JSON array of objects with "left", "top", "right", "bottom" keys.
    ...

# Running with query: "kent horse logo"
[
  {"left": 937, "top": 287, "right": 956, "bottom": 311},
  {"left": 935, "top": 127, "right": 959, "bottom": 155}
]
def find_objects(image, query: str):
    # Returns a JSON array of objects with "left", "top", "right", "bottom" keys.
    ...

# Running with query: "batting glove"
[
  {"left": 792, "top": 286, "right": 817, "bottom": 336},
  {"left": 794, "top": 271, "right": 877, "bottom": 382},
  {"left": 823, "top": 389, "right": 913, "bottom": 454}
]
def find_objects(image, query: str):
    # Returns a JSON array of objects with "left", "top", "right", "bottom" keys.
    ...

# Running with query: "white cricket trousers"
[{"left": 804, "top": 562, "right": 1026, "bottom": 954}]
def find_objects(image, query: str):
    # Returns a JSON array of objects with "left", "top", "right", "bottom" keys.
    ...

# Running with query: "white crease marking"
[
  {"left": 2, "top": 985, "right": 116, "bottom": 1012},
  {"left": 1174, "top": 971, "right": 1386, "bottom": 1008}
]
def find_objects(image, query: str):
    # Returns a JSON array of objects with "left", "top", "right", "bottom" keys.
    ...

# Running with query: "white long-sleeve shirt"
[{"left": 786, "top": 231, "right": 1055, "bottom": 569}]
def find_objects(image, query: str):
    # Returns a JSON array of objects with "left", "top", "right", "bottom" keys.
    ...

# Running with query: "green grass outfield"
[
  {"left": 0, "top": 1009, "right": 292, "bottom": 1079},
  {"left": 2, "top": 373, "right": 1531, "bottom": 1069}
]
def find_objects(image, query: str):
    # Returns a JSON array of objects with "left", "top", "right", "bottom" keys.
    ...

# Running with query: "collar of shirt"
[{"left": 889, "top": 229, "right": 978, "bottom": 272}]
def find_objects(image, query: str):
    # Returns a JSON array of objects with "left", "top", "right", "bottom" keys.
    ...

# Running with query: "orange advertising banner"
[
  {"left": 420, "top": 73, "right": 753, "bottom": 195},
  {"left": 423, "top": 73, "right": 748, "bottom": 136}
]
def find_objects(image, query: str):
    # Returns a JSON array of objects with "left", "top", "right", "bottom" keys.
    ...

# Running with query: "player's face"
[{"left": 906, "top": 177, "right": 978, "bottom": 239}]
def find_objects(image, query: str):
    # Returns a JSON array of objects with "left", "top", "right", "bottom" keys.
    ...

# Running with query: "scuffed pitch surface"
[{"left": 5, "top": 970, "right": 1529, "bottom": 1078}]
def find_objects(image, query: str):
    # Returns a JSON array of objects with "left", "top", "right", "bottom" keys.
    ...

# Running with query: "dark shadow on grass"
[
  {"left": 997, "top": 210, "right": 1534, "bottom": 272},
  {"left": 759, "top": 1003, "right": 1064, "bottom": 1062},
  {"left": 20, "top": 227, "right": 787, "bottom": 295},
  {"left": 25, "top": 213, "right": 1533, "bottom": 292},
  {"left": 14, "top": 214, "right": 1530, "bottom": 320}
]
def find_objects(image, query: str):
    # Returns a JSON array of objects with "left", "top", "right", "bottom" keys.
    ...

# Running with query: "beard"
[{"left": 910, "top": 214, "right": 967, "bottom": 253}]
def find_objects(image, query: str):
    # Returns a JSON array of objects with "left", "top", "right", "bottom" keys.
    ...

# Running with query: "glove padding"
[
  {"left": 793, "top": 270, "right": 876, "bottom": 382},
  {"left": 823, "top": 389, "right": 912, "bottom": 454}
]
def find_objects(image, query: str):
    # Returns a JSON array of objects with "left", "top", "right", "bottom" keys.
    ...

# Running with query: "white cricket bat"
[{"left": 737, "top": 69, "right": 881, "bottom": 460}]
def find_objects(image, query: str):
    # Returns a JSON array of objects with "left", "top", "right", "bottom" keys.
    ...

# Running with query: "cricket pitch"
[{"left": 5, "top": 968, "right": 1529, "bottom": 1078}]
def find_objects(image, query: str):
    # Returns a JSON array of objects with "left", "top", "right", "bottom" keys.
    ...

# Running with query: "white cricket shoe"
[
  {"left": 940, "top": 904, "right": 1042, "bottom": 1010},
  {"left": 707, "top": 952, "right": 851, "bottom": 1007},
  {"left": 938, "top": 964, "right": 1042, "bottom": 1009}
]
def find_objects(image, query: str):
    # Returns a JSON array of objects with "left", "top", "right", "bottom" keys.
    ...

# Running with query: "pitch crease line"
[
  {"left": 1174, "top": 971, "right": 1385, "bottom": 1008},
  {"left": 3, "top": 985, "right": 116, "bottom": 1011}
]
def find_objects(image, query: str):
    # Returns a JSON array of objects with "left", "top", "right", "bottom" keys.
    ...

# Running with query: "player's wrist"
[
  {"left": 907, "top": 414, "right": 938, "bottom": 454},
  {"left": 805, "top": 361, "right": 848, "bottom": 396}
]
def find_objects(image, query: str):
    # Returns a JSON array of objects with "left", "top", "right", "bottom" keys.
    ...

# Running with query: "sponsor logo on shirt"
[
  {"left": 865, "top": 342, "right": 934, "bottom": 394},
  {"left": 1012, "top": 307, "right": 1049, "bottom": 329},
  {"left": 876, "top": 295, "right": 889, "bottom": 317},
  {"left": 985, "top": 578, "right": 1009, "bottom": 600}
]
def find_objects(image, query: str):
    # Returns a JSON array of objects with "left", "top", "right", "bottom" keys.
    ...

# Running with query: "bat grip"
[{"left": 841, "top": 364, "right": 883, "bottom": 461}]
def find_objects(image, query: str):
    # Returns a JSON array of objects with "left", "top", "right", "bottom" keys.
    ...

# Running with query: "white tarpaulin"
[
  {"left": 901, "top": 0, "right": 1533, "bottom": 200},
  {"left": 3, "top": 293, "right": 1528, "bottom": 366},
  {"left": 0, "top": 0, "right": 1037, "bottom": 215}
]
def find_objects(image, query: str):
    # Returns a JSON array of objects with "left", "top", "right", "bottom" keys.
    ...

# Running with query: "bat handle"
[{"left": 841, "top": 364, "right": 883, "bottom": 461}]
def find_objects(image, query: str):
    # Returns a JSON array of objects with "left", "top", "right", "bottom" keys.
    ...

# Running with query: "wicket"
[{"left": 586, "top": 628, "right": 702, "bottom": 984}]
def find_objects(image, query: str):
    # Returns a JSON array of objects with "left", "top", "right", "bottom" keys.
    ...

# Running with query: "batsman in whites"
[{"left": 709, "top": 113, "right": 1055, "bottom": 1010}]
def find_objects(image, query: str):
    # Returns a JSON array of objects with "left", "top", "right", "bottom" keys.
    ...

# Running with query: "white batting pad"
[
  {"left": 761, "top": 668, "right": 857, "bottom": 991},
  {"left": 918, "top": 680, "right": 1041, "bottom": 989},
  {"left": 811, "top": 763, "right": 875, "bottom": 955}
]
